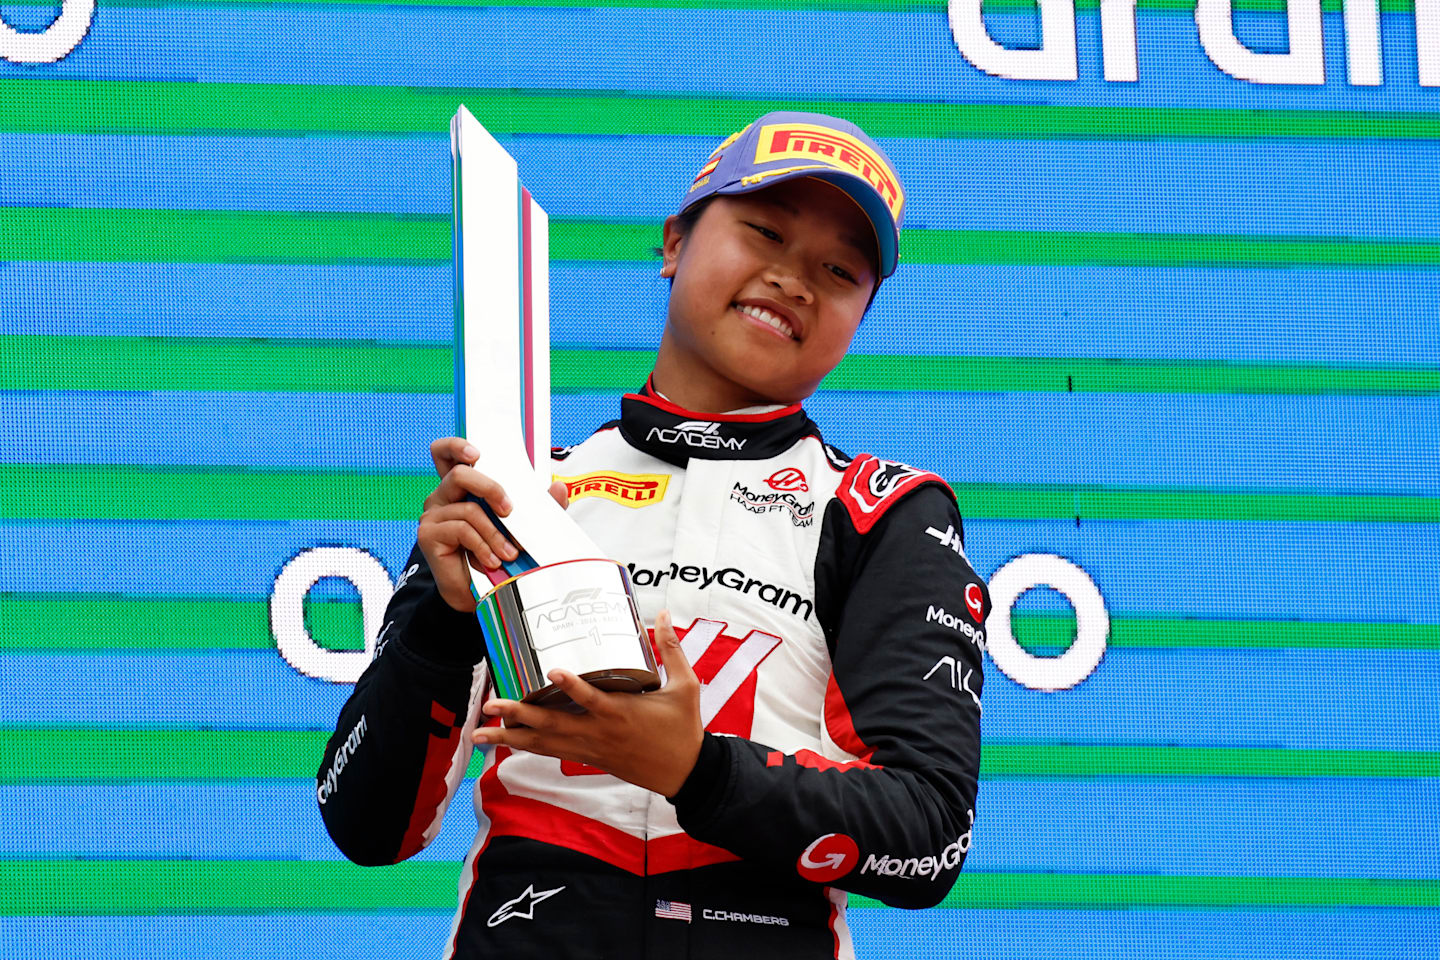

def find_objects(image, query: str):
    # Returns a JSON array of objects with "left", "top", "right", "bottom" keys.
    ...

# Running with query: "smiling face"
[{"left": 653, "top": 177, "right": 880, "bottom": 411}]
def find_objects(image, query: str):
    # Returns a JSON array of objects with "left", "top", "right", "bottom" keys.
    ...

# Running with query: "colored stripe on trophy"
[
  {"left": 476, "top": 594, "right": 521, "bottom": 701},
  {"left": 520, "top": 186, "right": 535, "bottom": 469},
  {"left": 451, "top": 141, "right": 465, "bottom": 439},
  {"left": 471, "top": 496, "right": 539, "bottom": 581}
]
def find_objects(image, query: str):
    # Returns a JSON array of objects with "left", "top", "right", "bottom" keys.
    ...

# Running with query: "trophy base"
[
  {"left": 475, "top": 558, "right": 661, "bottom": 718},
  {"left": 522, "top": 667, "right": 663, "bottom": 712}
]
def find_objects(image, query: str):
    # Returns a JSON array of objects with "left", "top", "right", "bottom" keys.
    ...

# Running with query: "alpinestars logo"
[
  {"left": 867, "top": 460, "right": 922, "bottom": 500},
  {"left": 840, "top": 455, "right": 935, "bottom": 531},
  {"left": 487, "top": 884, "right": 565, "bottom": 927},
  {"left": 647, "top": 420, "right": 746, "bottom": 451},
  {"left": 730, "top": 482, "right": 815, "bottom": 528}
]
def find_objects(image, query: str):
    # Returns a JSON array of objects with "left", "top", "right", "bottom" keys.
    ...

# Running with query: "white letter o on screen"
[
  {"left": 271, "top": 547, "right": 395, "bottom": 684},
  {"left": 985, "top": 553, "right": 1109, "bottom": 692},
  {"left": 0, "top": 0, "right": 95, "bottom": 64}
]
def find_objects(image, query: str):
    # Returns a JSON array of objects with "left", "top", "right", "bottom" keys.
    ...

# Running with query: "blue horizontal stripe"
[
  {"left": 5, "top": 134, "right": 1439, "bottom": 242},
  {"left": 1, "top": 9, "right": 1435, "bottom": 111},
  {"left": 964, "top": 518, "right": 1440, "bottom": 622},
  {"left": 6, "top": 261, "right": 1438, "bottom": 365},
  {"left": 4, "top": 647, "right": 1436, "bottom": 748},
  {"left": 4, "top": 909, "right": 1435, "bottom": 958},
  {"left": 5, "top": 393, "right": 1437, "bottom": 494},
  {"left": 1, "top": 518, "right": 1436, "bottom": 618},
  {"left": 0, "top": 262, "right": 452, "bottom": 343},
  {"left": 0, "top": 652, "right": 358, "bottom": 730},
  {"left": 0, "top": 520, "right": 417, "bottom": 596},
  {"left": 3, "top": 779, "right": 1434, "bottom": 879},
  {"left": 2, "top": 915, "right": 460, "bottom": 959},
  {"left": 981, "top": 647, "right": 1440, "bottom": 750}
]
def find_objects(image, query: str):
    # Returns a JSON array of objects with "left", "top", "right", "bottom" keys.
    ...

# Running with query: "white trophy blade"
[{"left": 451, "top": 106, "right": 602, "bottom": 569}]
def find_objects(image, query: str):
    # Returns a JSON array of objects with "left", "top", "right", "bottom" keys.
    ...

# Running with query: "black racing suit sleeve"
[
  {"left": 316, "top": 541, "right": 488, "bottom": 867},
  {"left": 670, "top": 483, "right": 987, "bottom": 909}
]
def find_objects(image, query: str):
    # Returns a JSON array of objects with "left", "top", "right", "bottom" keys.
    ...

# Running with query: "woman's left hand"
[{"left": 472, "top": 610, "right": 704, "bottom": 798}]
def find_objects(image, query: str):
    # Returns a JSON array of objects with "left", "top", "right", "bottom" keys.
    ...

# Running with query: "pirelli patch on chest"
[{"left": 556, "top": 471, "right": 670, "bottom": 508}]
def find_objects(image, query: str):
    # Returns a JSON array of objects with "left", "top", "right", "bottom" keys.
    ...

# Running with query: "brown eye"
[{"left": 746, "top": 222, "right": 782, "bottom": 242}]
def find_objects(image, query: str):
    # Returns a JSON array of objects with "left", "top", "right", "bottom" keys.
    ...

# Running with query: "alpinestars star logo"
[
  {"left": 868, "top": 459, "right": 921, "bottom": 499},
  {"left": 487, "top": 884, "right": 566, "bottom": 927},
  {"left": 646, "top": 420, "right": 746, "bottom": 451}
]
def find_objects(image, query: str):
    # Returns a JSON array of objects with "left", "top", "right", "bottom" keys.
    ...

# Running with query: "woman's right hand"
[{"left": 419, "top": 438, "right": 569, "bottom": 612}]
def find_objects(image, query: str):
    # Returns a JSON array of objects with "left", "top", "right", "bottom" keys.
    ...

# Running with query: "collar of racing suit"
[{"left": 617, "top": 375, "right": 819, "bottom": 466}]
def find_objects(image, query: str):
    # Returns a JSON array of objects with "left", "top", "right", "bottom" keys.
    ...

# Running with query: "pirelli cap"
[{"left": 680, "top": 111, "right": 906, "bottom": 279}]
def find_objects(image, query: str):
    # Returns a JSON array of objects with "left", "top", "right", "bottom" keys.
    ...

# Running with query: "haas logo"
[
  {"left": 765, "top": 467, "right": 809, "bottom": 492},
  {"left": 797, "top": 833, "right": 859, "bottom": 882}
]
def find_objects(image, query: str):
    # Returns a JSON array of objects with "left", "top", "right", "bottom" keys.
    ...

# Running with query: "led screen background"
[{"left": 1, "top": 0, "right": 1437, "bottom": 956}]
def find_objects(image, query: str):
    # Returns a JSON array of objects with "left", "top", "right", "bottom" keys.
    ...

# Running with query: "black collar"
[{"left": 618, "top": 378, "right": 818, "bottom": 467}]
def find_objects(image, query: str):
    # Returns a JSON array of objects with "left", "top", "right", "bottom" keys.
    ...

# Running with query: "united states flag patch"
[{"left": 654, "top": 899, "right": 692, "bottom": 922}]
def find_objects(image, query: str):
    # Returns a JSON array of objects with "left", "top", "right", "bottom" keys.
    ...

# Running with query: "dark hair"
[{"left": 654, "top": 198, "right": 714, "bottom": 263}]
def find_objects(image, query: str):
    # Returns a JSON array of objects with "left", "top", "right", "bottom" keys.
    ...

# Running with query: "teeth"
[{"left": 737, "top": 304, "right": 796, "bottom": 340}]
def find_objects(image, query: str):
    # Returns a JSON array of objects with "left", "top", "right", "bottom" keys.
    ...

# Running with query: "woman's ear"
[{"left": 660, "top": 214, "right": 684, "bottom": 279}]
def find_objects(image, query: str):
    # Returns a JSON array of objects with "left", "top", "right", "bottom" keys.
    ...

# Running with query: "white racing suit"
[{"left": 317, "top": 383, "right": 989, "bottom": 959}]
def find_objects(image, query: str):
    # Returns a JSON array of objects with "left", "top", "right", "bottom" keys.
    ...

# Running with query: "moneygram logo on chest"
[
  {"left": 557, "top": 472, "right": 669, "bottom": 508},
  {"left": 730, "top": 482, "right": 816, "bottom": 528}
]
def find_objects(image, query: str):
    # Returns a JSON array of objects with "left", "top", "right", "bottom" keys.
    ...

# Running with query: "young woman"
[{"left": 318, "top": 112, "right": 989, "bottom": 960}]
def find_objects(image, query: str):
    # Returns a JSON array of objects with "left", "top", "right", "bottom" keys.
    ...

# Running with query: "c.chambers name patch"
[{"left": 557, "top": 471, "right": 669, "bottom": 508}]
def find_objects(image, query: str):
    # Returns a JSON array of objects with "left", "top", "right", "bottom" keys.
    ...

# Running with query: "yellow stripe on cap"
[{"left": 753, "top": 122, "right": 904, "bottom": 220}]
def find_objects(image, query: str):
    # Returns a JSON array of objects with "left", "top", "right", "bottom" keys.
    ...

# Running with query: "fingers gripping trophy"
[{"left": 449, "top": 106, "right": 660, "bottom": 712}]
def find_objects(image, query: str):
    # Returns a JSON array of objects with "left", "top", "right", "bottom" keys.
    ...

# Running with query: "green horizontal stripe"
[
  {"left": 1011, "top": 613, "right": 1440, "bottom": 650},
  {"left": 6, "top": 208, "right": 1439, "bottom": 268},
  {"left": 824, "top": 354, "right": 1440, "bottom": 395},
  {"left": 0, "top": 465, "right": 438, "bottom": 521},
  {"left": 4, "top": 596, "right": 1434, "bottom": 652},
  {"left": 2, "top": 728, "right": 1434, "bottom": 782},
  {"left": 0, "top": 0, "right": 1418, "bottom": 12},
  {"left": 978, "top": 745, "right": 1440, "bottom": 778},
  {"left": 956, "top": 483, "right": 1440, "bottom": 522},
  {"left": 0, "top": 860, "right": 1430, "bottom": 916},
  {"left": 4, "top": 338, "right": 1435, "bottom": 395},
  {"left": 4, "top": 80, "right": 1437, "bottom": 140},
  {"left": 0, "top": 597, "right": 355, "bottom": 651},
  {"left": 0, "top": 334, "right": 453, "bottom": 392},
  {"left": 856, "top": 873, "right": 1440, "bottom": 910},
  {"left": 2, "top": 464, "right": 1437, "bottom": 522}
]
